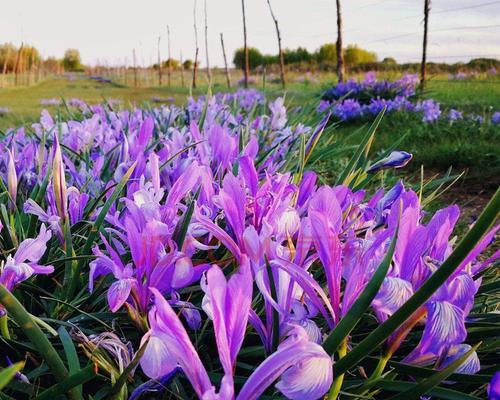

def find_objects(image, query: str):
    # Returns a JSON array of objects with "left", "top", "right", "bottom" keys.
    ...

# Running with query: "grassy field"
[{"left": 1, "top": 72, "right": 498, "bottom": 195}]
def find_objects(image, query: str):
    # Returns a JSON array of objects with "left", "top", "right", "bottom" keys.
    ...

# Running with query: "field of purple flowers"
[{"left": 0, "top": 87, "right": 499, "bottom": 399}]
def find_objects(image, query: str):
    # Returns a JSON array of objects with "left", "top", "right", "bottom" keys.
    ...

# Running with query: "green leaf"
[
  {"left": 58, "top": 327, "right": 82, "bottom": 396},
  {"left": 0, "top": 362, "right": 23, "bottom": 391},
  {"left": 172, "top": 187, "right": 201, "bottom": 250},
  {"left": 0, "top": 284, "right": 79, "bottom": 400},
  {"left": 387, "top": 344, "right": 480, "bottom": 400},
  {"left": 109, "top": 337, "right": 150, "bottom": 399},
  {"left": 333, "top": 188, "right": 499, "bottom": 376},
  {"left": 66, "top": 161, "right": 137, "bottom": 299},
  {"left": 323, "top": 222, "right": 398, "bottom": 354},
  {"left": 344, "top": 379, "right": 482, "bottom": 400},
  {"left": 34, "top": 364, "right": 95, "bottom": 400},
  {"left": 335, "top": 108, "right": 385, "bottom": 186}
]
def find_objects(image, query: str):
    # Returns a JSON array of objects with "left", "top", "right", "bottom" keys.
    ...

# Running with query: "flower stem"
[
  {"left": 0, "top": 284, "right": 80, "bottom": 400},
  {"left": 0, "top": 314, "right": 10, "bottom": 339},
  {"left": 328, "top": 339, "right": 348, "bottom": 400}
]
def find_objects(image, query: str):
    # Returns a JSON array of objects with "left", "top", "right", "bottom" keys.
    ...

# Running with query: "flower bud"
[
  {"left": 52, "top": 134, "right": 67, "bottom": 220},
  {"left": 7, "top": 149, "right": 17, "bottom": 208}
]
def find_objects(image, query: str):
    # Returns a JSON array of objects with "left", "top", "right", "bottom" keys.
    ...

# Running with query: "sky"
[{"left": 1, "top": 0, "right": 499, "bottom": 67}]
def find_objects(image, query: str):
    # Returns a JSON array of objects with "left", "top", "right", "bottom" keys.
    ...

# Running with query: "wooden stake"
[
  {"left": 14, "top": 43, "right": 24, "bottom": 86},
  {"left": 1, "top": 47, "right": 11, "bottom": 88},
  {"left": 157, "top": 36, "right": 163, "bottom": 86},
  {"left": 192, "top": 0, "right": 199, "bottom": 89},
  {"left": 241, "top": 0, "right": 250, "bottom": 88},
  {"left": 180, "top": 51, "right": 185, "bottom": 88},
  {"left": 420, "top": 0, "right": 431, "bottom": 90},
  {"left": 167, "top": 25, "right": 172, "bottom": 88},
  {"left": 133, "top": 48, "right": 138, "bottom": 87},
  {"left": 204, "top": 0, "right": 212, "bottom": 85},
  {"left": 335, "top": 0, "right": 345, "bottom": 83},
  {"left": 220, "top": 33, "right": 232, "bottom": 89},
  {"left": 267, "top": 0, "right": 286, "bottom": 89}
]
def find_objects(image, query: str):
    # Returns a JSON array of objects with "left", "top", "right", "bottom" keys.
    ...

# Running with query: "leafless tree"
[
  {"left": 420, "top": 0, "right": 431, "bottom": 90},
  {"left": 241, "top": 0, "right": 250, "bottom": 88},
  {"left": 220, "top": 33, "right": 232, "bottom": 89},
  {"left": 335, "top": 0, "right": 345, "bottom": 83},
  {"left": 266, "top": 0, "right": 286, "bottom": 89}
]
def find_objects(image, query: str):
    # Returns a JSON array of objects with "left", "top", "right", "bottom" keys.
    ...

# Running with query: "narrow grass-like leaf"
[
  {"left": 0, "top": 284, "right": 79, "bottom": 400},
  {"left": 58, "top": 327, "right": 82, "bottom": 396},
  {"left": 0, "top": 362, "right": 23, "bottom": 390},
  {"left": 333, "top": 188, "right": 499, "bottom": 376},
  {"left": 387, "top": 344, "right": 480, "bottom": 400},
  {"left": 66, "top": 161, "right": 136, "bottom": 299},
  {"left": 344, "top": 379, "right": 482, "bottom": 400},
  {"left": 172, "top": 187, "right": 201, "bottom": 250},
  {"left": 335, "top": 108, "right": 385, "bottom": 186},
  {"left": 323, "top": 222, "right": 398, "bottom": 354},
  {"left": 34, "top": 364, "right": 95, "bottom": 400},
  {"left": 109, "top": 337, "right": 150, "bottom": 398}
]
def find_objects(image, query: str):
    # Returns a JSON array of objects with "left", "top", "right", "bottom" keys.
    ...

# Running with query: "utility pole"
[
  {"left": 241, "top": 0, "right": 250, "bottom": 88},
  {"left": 266, "top": 0, "right": 286, "bottom": 89},
  {"left": 335, "top": 0, "right": 345, "bottom": 83},
  {"left": 420, "top": 0, "right": 431, "bottom": 90}
]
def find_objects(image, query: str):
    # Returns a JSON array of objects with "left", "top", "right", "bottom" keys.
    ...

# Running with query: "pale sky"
[{"left": 1, "top": 0, "right": 499, "bottom": 66}]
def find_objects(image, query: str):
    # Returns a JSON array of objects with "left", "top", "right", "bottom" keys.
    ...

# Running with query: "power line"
[
  {"left": 432, "top": 1, "right": 500, "bottom": 15},
  {"left": 367, "top": 24, "right": 500, "bottom": 44}
]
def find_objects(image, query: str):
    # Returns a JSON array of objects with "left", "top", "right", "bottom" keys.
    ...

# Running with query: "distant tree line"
[
  {"left": 0, "top": 43, "right": 85, "bottom": 73},
  {"left": 233, "top": 43, "right": 378, "bottom": 70}
]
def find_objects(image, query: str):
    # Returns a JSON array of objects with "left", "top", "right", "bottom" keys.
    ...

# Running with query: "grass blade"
[
  {"left": 387, "top": 343, "right": 480, "bottom": 400},
  {"left": 0, "top": 362, "right": 23, "bottom": 391},
  {"left": 323, "top": 222, "right": 398, "bottom": 354}
]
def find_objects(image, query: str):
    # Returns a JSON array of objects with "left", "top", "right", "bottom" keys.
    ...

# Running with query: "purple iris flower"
[
  {"left": 141, "top": 265, "right": 333, "bottom": 400},
  {"left": 492, "top": 112, "right": 500, "bottom": 125},
  {"left": 366, "top": 151, "right": 413, "bottom": 173},
  {"left": 0, "top": 225, "right": 54, "bottom": 314},
  {"left": 448, "top": 109, "right": 463, "bottom": 122}
]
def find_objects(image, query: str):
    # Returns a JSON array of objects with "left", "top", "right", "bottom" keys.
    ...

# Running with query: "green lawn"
[{"left": 0, "top": 73, "right": 498, "bottom": 186}]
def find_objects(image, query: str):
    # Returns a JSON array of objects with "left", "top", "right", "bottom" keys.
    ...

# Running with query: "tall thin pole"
[
  {"left": 167, "top": 25, "right": 172, "bottom": 87},
  {"left": 133, "top": 48, "right": 138, "bottom": 87},
  {"left": 204, "top": 0, "right": 212, "bottom": 85},
  {"left": 180, "top": 51, "right": 185, "bottom": 88},
  {"left": 14, "top": 43, "right": 24, "bottom": 86},
  {"left": 157, "top": 36, "right": 163, "bottom": 86},
  {"left": 335, "top": 0, "right": 345, "bottom": 83},
  {"left": 1, "top": 47, "right": 11, "bottom": 88},
  {"left": 220, "top": 33, "right": 232, "bottom": 89},
  {"left": 241, "top": 0, "right": 250, "bottom": 88},
  {"left": 192, "top": 0, "right": 199, "bottom": 89},
  {"left": 266, "top": 0, "right": 286, "bottom": 89},
  {"left": 420, "top": 0, "right": 430, "bottom": 90}
]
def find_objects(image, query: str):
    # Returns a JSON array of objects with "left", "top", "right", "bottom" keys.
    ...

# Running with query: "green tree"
[
  {"left": 344, "top": 45, "right": 377, "bottom": 66},
  {"left": 63, "top": 49, "right": 83, "bottom": 71},
  {"left": 316, "top": 43, "right": 337, "bottom": 66},
  {"left": 233, "top": 47, "right": 264, "bottom": 70}
]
